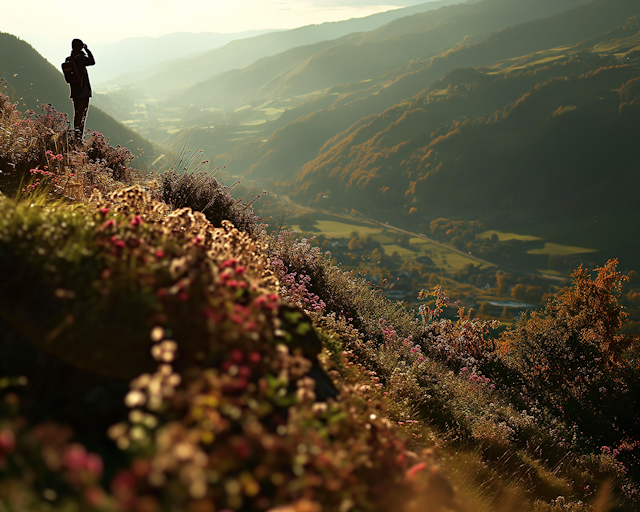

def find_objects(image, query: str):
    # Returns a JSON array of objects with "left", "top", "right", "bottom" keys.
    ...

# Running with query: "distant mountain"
[
  {"left": 90, "top": 30, "right": 278, "bottom": 84},
  {"left": 197, "top": 0, "right": 608, "bottom": 180},
  {"left": 289, "top": 9, "right": 640, "bottom": 224},
  {"left": 176, "top": 0, "right": 591, "bottom": 110},
  {"left": 145, "top": 0, "right": 597, "bottom": 182},
  {"left": 0, "top": 33, "right": 162, "bottom": 168},
  {"left": 99, "top": 0, "right": 465, "bottom": 95}
]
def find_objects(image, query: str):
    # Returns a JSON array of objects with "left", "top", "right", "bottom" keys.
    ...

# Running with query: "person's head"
[{"left": 71, "top": 39, "right": 84, "bottom": 52}]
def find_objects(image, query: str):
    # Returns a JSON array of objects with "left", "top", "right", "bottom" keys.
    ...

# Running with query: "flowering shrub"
[
  {"left": 85, "top": 131, "right": 134, "bottom": 182},
  {"left": 103, "top": 324, "right": 412, "bottom": 512},
  {"left": 0, "top": 91, "right": 70, "bottom": 193},
  {"left": 499, "top": 260, "right": 636, "bottom": 400},
  {"left": 419, "top": 286, "right": 500, "bottom": 369},
  {"left": 269, "top": 232, "right": 327, "bottom": 315},
  {"left": 0, "top": 88, "right": 141, "bottom": 201},
  {"left": 0, "top": 187, "right": 430, "bottom": 511},
  {"left": 0, "top": 378, "right": 113, "bottom": 512},
  {"left": 159, "top": 150, "right": 261, "bottom": 234}
]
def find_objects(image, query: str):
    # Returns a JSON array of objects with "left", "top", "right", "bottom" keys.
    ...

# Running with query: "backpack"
[{"left": 61, "top": 57, "right": 81, "bottom": 84}]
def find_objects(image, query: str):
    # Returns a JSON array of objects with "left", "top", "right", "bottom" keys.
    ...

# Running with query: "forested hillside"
[
  {"left": 154, "top": 0, "right": 638, "bottom": 192},
  {"left": 240, "top": 0, "right": 639, "bottom": 185},
  {"left": 0, "top": 33, "right": 161, "bottom": 168},
  {"left": 291, "top": 16, "right": 640, "bottom": 222}
]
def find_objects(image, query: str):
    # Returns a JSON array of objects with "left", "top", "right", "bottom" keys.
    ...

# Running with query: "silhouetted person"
[{"left": 66, "top": 39, "right": 95, "bottom": 142}]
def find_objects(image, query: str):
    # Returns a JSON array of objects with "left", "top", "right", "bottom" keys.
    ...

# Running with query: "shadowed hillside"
[
  {"left": 289, "top": 11, "right": 640, "bottom": 225},
  {"left": 213, "top": 0, "right": 636, "bottom": 186}
]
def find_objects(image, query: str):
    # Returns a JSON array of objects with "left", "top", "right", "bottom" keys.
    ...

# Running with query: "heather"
[
  {"left": 159, "top": 148, "right": 262, "bottom": 235},
  {"left": 0, "top": 87, "right": 138, "bottom": 200},
  {"left": 2, "top": 88, "right": 640, "bottom": 512}
]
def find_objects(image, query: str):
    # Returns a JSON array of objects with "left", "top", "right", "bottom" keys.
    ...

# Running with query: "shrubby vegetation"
[
  {"left": 159, "top": 150, "right": 262, "bottom": 235},
  {"left": 2, "top": 86, "right": 640, "bottom": 512}
]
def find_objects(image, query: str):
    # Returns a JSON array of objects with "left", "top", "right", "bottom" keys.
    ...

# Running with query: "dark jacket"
[{"left": 69, "top": 49, "right": 95, "bottom": 99}]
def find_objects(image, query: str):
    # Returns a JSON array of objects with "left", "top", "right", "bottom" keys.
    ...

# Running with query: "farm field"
[
  {"left": 527, "top": 242, "right": 598, "bottom": 256},
  {"left": 479, "top": 230, "right": 542, "bottom": 242},
  {"left": 291, "top": 217, "right": 494, "bottom": 274}
]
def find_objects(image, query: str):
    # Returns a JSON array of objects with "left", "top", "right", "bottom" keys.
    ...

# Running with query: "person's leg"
[{"left": 72, "top": 97, "right": 90, "bottom": 141}]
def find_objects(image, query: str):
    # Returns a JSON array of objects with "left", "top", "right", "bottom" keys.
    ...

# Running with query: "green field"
[
  {"left": 527, "top": 242, "right": 597, "bottom": 256},
  {"left": 382, "top": 244, "right": 415, "bottom": 259},
  {"left": 410, "top": 237, "right": 491, "bottom": 270},
  {"left": 311, "top": 220, "right": 382, "bottom": 238},
  {"left": 479, "top": 230, "right": 542, "bottom": 242},
  {"left": 292, "top": 217, "right": 492, "bottom": 273}
]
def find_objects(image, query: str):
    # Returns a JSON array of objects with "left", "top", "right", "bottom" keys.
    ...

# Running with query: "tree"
[
  {"left": 500, "top": 260, "right": 637, "bottom": 401},
  {"left": 496, "top": 271, "right": 509, "bottom": 295},
  {"left": 478, "top": 302, "right": 492, "bottom": 317},
  {"left": 348, "top": 237, "right": 362, "bottom": 251},
  {"left": 451, "top": 236, "right": 464, "bottom": 250},
  {"left": 511, "top": 284, "right": 525, "bottom": 301}
]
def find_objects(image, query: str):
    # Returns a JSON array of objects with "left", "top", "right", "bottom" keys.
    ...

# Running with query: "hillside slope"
[
  {"left": 224, "top": 0, "right": 639, "bottom": 184},
  {"left": 290, "top": 13, "right": 640, "bottom": 223},
  {"left": 0, "top": 33, "right": 161, "bottom": 167},
  {"left": 100, "top": 0, "right": 464, "bottom": 95},
  {"left": 2, "top": 91, "right": 640, "bottom": 511},
  {"left": 178, "top": 0, "right": 590, "bottom": 110}
]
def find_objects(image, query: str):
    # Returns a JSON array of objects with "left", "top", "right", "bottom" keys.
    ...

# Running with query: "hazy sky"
[{"left": 2, "top": 1, "right": 413, "bottom": 47}]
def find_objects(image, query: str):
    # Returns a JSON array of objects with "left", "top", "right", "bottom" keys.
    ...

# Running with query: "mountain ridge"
[
  {"left": 176, "top": 0, "right": 591, "bottom": 110},
  {"left": 99, "top": 0, "right": 465, "bottom": 95},
  {"left": 238, "top": 0, "right": 640, "bottom": 184},
  {"left": 289, "top": 12, "right": 640, "bottom": 226},
  {"left": 90, "top": 29, "right": 279, "bottom": 84}
]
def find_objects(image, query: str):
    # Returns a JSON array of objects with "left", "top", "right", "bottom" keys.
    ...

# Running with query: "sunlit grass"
[
  {"left": 505, "top": 54, "right": 566, "bottom": 72},
  {"left": 311, "top": 219, "right": 382, "bottom": 238},
  {"left": 479, "top": 230, "right": 542, "bottom": 242},
  {"left": 527, "top": 242, "right": 597, "bottom": 256},
  {"left": 536, "top": 269, "right": 565, "bottom": 277},
  {"left": 382, "top": 243, "right": 414, "bottom": 258}
]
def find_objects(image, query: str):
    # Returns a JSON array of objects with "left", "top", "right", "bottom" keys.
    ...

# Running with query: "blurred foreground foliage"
[{"left": 1, "top": 86, "right": 640, "bottom": 512}]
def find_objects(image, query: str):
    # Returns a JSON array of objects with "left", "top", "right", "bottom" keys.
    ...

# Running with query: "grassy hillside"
[
  {"left": 0, "top": 33, "right": 162, "bottom": 168},
  {"left": 3, "top": 86, "right": 640, "bottom": 512}
]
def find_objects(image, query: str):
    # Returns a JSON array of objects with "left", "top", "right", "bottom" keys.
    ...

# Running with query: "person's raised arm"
[{"left": 83, "top": 44, "right": 95, "bottom": 66}]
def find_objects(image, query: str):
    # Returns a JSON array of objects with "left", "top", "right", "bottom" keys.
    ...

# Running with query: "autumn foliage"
[{"left": 500, "top": 260, "right": 636, "bottom": 400}]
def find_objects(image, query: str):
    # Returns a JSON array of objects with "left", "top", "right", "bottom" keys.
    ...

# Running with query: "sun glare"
[{"left": 1, "top": 1, "right": 406, "bottom": 45}]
